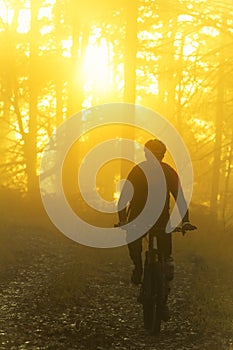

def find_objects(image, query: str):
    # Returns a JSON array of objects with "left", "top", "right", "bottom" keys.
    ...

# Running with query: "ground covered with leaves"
[{"left": 0, "top": 216, "right": 232, "bottom": 350}]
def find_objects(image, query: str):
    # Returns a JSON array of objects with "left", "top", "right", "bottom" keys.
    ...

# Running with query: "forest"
[
  {"left": 0, "top": 0, "right": 233, "bottom": 225},
  {"left": 0, "top": 1, "right": 233, "bottom": 349}
]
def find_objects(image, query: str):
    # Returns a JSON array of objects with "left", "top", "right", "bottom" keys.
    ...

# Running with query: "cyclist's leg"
[
  {"left": 157, "top": 232, "right": 174, "bottom": 321},
  {"left": 157, "top": 231, "right": 172, "bottom": 258},
  {"left": 128, "top": 237, "right": 143, "bottom": 284}
]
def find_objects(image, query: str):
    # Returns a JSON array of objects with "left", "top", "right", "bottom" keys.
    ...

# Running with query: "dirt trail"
[{"left": 0, "top": 229, "right": 232, "bottom": 350}]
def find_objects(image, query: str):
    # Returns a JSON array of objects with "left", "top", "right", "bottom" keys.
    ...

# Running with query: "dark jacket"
[{"left": 118, "top": 160, "right": 189, "bottom": 228}]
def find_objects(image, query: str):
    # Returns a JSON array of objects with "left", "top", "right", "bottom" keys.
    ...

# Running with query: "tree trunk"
[
  {"left": 67, "top": 8, "right": 89, "bottom": 117},
  {"left": 209, "top": 68, "right": 224, "bottom": 216},
  {"left": 123, "top": 0, "right": 138, "bottom": 104},
  {"left": 209, "top": 17, "right": 228, "bottom": 217},
  {"left": 67, "top": 20, "right": 80, "bottom": 117},
  {"left": 121, "top": 0, "right": 138, "bottom": 180},
  {"left": 221, "top": 129, "right": 233, "bottom": 227},
  {"left": 26, "top": 0, "right": 39, "bottom": 195}
]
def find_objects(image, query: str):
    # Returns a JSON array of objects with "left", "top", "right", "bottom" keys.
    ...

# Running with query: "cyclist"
[{"left": 117, "top": 139, "right": 196, "bottom": 319}]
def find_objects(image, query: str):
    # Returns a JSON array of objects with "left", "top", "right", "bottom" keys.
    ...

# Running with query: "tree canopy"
[{"left": 0, "top": 0, "right": 233, "bottom": 225}]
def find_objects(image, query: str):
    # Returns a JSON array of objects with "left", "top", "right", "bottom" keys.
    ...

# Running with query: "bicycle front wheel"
[{"left": 142, "top": 259, "right": 163, "bottom": 334}]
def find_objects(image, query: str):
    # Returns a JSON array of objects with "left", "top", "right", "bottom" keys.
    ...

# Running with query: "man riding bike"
[{"left": 117, "top": 139, "right": 196, "bottom": 320}]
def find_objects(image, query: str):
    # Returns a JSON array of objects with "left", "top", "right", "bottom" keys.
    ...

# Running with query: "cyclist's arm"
[
  {"left": 165, "top": 164, "right": 190, "bottom": 224},
  {"left": 117, "top": 173, "right": 133, "bottom": 224}
]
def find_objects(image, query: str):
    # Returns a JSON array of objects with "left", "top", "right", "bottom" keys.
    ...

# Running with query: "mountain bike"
[
  {"left": 115, "top": 223, "right": 196, "bottom": 335},
  {"left": 138, "top": 226, "right": 198, "bottom": 335}
]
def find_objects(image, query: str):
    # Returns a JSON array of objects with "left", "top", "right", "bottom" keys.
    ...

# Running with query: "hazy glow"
[
  {"left": 178, "top": 14, "right": 193, "bottom": 22},
  {"left": 182, "top": 36, "right": 199, "bottom": 59},
  {"left": 0, "top": 0, "right": 55, "bottom": 34},
  {"left": 0, "top": 0, "right": 230, "bottom": 227},
  {"left": 188, "top": 117, "right": 214, "bottom": 143},
  {"left": 14, "top": 131, "right": 22, "bottom": 141},
  {"left": 40, "top": 25, "right": 53, "bottom": 35},
  {"left": 0, "top": 1, "right": 114, "bottom": 97},
  {"left": 183, "top": 43, "right": 197, "bottom": 57},
  {"left": 17, "top": 9, "right": 30, "bottom": 34},
  {"left": 193, "top": 118, "right": 209, "bottom": 128},
  {"left": 38, "top": 6, "right": 53, "bottom": 21},
  {"left": 200, "top": 26, "right": 219, "bottom": 37},
  {"left": 83, "top": 36, "right": 111, "bottom": 91},
  {"left": 138, "top": 30, "right": 163, "bottom": 41},
  {"left": 0, "top": 2, "right": 14, "bottom": 24},
  {"left": 61, "top": 38, "right": 72, "bottom": 58},
  {"left": 113, "top": 191, "right": 120, "bottom": 200}
]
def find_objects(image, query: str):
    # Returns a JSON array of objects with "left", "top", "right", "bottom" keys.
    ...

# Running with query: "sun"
[{"left": 82, "top": 34, "right": 113, "bottom": 96}]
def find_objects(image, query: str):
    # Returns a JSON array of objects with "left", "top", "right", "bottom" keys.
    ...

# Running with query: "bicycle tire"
[
  {"left": 141, "top": 262, "right": 153, "bottom": 329},
  {"left": 143, "top": 299, "right": 162, "bottom": 334},
  {"left": 143, "top": 299, "right": 153, "bottom": 329},
  {"left": 151, "top": 303, "right": 162, "bottom": 334},
  {"left": 142, "top": 260, "right": 163, "bottom": 334}
]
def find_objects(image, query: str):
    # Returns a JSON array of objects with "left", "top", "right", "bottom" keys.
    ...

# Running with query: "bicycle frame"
[{"left": 140, "top": 228, "right": 174, "bottom": 334}]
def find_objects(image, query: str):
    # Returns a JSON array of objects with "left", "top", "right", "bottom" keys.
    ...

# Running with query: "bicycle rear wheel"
[
  {"left": 142, "top": 264, "right": 161, "bottom": 335},
  {"left": 142, "top": 263, "right": 162, "bottom": 334},
  {"left": 143, "top": 299, "right": 153, "bottom": 329},
  {"left": 151, "top": 303, "right": 162, "bottom": 334},
  {"left": 143, "top": 299, "right": 161, "bottom": 334}
]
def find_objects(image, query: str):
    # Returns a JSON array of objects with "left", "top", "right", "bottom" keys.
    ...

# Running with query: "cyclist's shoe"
[
  {"left": 160, "top": 303, "right": 170, "bottom": 322},
  {"left": 131, "top": 266, "right": 143, "bottom": 285}
]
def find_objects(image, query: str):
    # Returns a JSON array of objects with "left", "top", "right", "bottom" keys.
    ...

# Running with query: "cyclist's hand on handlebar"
[{"left": 182, "top": 222, "right": 197, "bottom": 231}]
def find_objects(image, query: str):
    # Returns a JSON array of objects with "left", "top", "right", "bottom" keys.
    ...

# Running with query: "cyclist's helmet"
[{"left": 144, "top": 139, "right": 166, "bottom": 157}]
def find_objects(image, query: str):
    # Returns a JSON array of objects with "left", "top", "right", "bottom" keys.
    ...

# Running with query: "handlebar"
[{"left": 114, "top": 222, "right": 197, "bottom": 236}]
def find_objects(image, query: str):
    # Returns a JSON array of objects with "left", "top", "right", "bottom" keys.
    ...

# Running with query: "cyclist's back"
[{"left": 117, "top": 139, "right": 195, "bottom": 284}]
